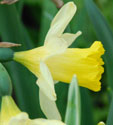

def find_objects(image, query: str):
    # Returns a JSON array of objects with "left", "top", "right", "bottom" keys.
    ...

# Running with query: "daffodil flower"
[
  {"left": 0, "top": 96, "right": 65, "bottom": 125},
  {"left": 13, "top": 2, "right": 105, "bottom": 120}
]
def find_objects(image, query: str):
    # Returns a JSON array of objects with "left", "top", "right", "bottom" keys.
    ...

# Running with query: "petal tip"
[
  {"left": 68, "top": 2, "right": 76, "bottom": 7},
  {"left": 76, "top": 31, "right": 82, "bottom": 38},
  {"left": 78, "top": 31, "right": 82, "bottom": 35},
  {"left": 73, "top": 74, "right": 77, "bottom": 79},
  {"left": 48, "top": 92, "right": 57, "bottom": 101},
  {"left": 68, "top": 2, "right": 77, "bottom": 11},
  {"left": 92, "top": 83, "right": 101, "bottom": 92},
  {"left": 53, "top": 93, "right": 57, "bottom": 101},
  {"left": 91, "top": 41, "right": 105, "bottom": 53}
]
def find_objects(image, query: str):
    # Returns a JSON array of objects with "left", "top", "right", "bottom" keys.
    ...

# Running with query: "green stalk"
[{"left": 0, "top": 48, "right": 14, "bottom": 62}]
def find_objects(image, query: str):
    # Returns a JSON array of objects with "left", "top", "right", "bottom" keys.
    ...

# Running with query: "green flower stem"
[{"left": 0, "top": 48, "right": 14, "bottom": 62}]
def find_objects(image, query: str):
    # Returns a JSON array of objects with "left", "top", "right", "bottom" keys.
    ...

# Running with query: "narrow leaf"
[
  {"left": 65, "top": 75, "right": 81, "bottom": 125},
  {"left": 106, "top": 93, "right": 113, "bottom": 125}
]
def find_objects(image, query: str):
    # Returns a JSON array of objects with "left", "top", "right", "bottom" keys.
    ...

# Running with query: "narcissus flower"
[
  {"left": 0, "top": 96, "right": 65, "bottom": 125},
  {"left": 13, "top": 2, "right": 105, "bottom": 120}
]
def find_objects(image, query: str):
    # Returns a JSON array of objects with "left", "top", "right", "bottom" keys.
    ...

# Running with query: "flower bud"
[
  {"left": 0, "top": 63, "right": 12, "bottom": 96},
  {"left": 0, "top": 48, "right": 14, "bottom": 62}
]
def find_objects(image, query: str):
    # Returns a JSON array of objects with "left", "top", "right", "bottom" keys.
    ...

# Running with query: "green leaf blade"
[
  {"left": 106, "top": 94, "right": 113, "bottom": 125},
  {"left": 65, "top": 75, "right": 81, "bottom": 125}
]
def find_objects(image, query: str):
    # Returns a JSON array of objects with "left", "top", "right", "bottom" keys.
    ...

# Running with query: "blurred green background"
[{"left": 0, "top": 0, "right": 113, "bottom": 125}]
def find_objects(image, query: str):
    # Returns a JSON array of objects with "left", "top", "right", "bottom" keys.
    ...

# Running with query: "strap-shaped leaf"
[
  {"left": 106, "top": 93, "right": 113, "bottom": 125},
  {"left": 65, "top": 75, "right": 81, "bottom": 125}
]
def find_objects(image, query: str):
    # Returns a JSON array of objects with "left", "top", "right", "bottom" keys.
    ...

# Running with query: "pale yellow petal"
[
  {"left": 9, "top": 112, "right": 29, "bottom": 125},
  {"left": 44, "top": 2, "right": 78, "bottom": 57},
  {"left": 31, "top": 118, "right": 65, "bottom": 125},
  {"left": 0, "top": 96, "right": 21, "bottom": 124},
  {"left": 44, "top": 37, "right": 68, "bottom": 59},
  {"left": 36, "top": 61, "right": 56, "bottom": 101},
  {"left": 39, "top": 90, "right": 61, "bottom": 120},
  {"left": 9, "top": 113, "right": 65, "bottom": 125},
  {"left": 45, "top": 2, "right": 77, "bottom": 42},
  {"left": 44, "top": 32, "right": 82, "bottom": 58},
  {"left": 61, "top": 31, "right": 82, "bottom": 47}
]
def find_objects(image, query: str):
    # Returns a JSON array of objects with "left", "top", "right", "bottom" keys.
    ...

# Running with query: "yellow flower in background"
[
  {"left": 0, "top": 96, "right": 65, "bottom": 125},
  {"left": 0, "top": 96, "right": 21, "bottom": 124},
  {"left": 13, "top": 2, "right": 105, "bottom": 120},
  {"left": 97, "top": 121, "right": 105, "bottom": 125}
]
